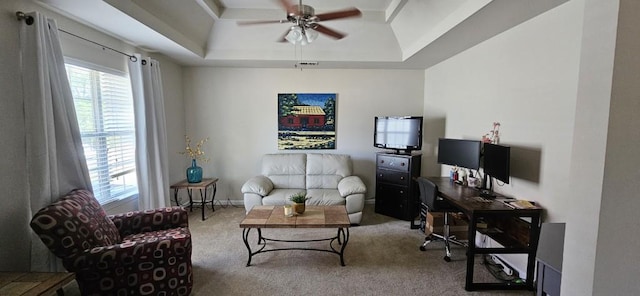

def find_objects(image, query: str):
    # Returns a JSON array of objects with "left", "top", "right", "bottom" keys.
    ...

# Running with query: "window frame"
[{"left": 64, "top": 57, "right": 138, "bottom": 206}]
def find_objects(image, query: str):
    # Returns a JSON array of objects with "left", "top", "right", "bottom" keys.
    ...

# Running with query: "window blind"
[{"left": 65, "top": 63, "right": 138, "bottom": 205}]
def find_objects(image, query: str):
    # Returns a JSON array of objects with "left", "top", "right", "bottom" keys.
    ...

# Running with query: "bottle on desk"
[
  {"left": 460, "top": 169, "right": 468, "bottom": 186},
  {"left": 468, "top": 171, "right": 479, "bottom": 187}
]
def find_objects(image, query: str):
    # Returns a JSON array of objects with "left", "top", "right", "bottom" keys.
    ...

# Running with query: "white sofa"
[{"left": 241, "top": 153, "right": 367, "bottom": 224}]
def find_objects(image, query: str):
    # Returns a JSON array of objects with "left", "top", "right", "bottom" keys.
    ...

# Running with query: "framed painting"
[{"left": 278, "top": 93, "right": 336, "bottom": 150}]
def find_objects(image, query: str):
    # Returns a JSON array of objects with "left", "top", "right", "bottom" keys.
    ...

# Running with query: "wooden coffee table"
[{"left": 240, "top": 205, "right": 351, "bottom": 266}]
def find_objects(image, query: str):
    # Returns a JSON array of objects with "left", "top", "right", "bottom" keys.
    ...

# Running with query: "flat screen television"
[
  {"left": 374, "top": 116, "right": 423, "bottom": 154},
  {"left": 482, "top": 143, "right": 511, "bottom": 184},
  {"left": 437, "top": 138, "right": 481, "bottom": 170}
]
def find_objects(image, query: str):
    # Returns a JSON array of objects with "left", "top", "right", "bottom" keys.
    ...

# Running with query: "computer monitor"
[
  {"left": 437, "top": 138, "right": 482, "bottom": 170},
  {"left": 482, "top": 143, "right": 510, "bottom": 184}
]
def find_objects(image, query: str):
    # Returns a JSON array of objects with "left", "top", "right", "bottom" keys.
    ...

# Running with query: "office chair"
[{"left": 416, "top": 176, "right": 467, "bottom": 262}]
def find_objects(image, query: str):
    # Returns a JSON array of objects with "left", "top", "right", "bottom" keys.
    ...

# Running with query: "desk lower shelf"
[{"left": 477, "top": 228, "right": 528, "bottom": 249}]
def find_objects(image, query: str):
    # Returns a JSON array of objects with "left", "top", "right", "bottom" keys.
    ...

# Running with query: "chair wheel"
[
  {"left": 420, "top": 246, "right": 426, "bottom": 251},
  {"left": 444, "top": 256, "right": 451, "bottom": 262}
]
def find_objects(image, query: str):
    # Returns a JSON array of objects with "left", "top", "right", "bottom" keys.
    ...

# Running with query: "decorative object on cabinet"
[
  {"left": 374, "top": 152, "right": 422, "bottom": 225},
  {"left": 278, "top": 93, "right": 336, "bottom": 150}
]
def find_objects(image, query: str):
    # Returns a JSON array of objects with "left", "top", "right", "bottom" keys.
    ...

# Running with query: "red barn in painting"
[{"left": 280, "top": 105, "right": 326, "bottom": 130}]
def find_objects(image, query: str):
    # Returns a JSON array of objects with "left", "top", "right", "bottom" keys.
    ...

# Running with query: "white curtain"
[
  {"left": 19, "top": 12, "right": 93, "bottom": 271},
  {"left": 128, "top": 55, "right": 170, "bottom": 210}
]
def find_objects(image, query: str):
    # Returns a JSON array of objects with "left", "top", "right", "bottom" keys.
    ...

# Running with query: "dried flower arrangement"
[{"left": 179, "top": 135, "right": 210, "bottom": 162}]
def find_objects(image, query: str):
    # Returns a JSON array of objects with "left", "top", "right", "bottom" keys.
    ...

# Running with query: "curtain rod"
[{"left": 16, "top": 11, "right": 138, "bottom": 62}]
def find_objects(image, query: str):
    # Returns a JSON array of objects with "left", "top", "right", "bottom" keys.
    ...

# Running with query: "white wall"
[
  {"left": 423, "top": 0, "right": 640, "bottom": 294},
  {"left": 181, "top": 68, "right": 424, "bottom": 203},
  {"left": 1, "top": 0, "right": 31, "bottom": 271},
  {"left": 424, "top": 0, "right": 586, "bottom": 283},
  {"left": 424, "top": 0, "right": 583, "bottom": 221},
  {"left": 563, "top": 0, "right": 617, "bottom": 295},
  {"left": 592, "top": 0, "right": 640, "bottom": 294}
]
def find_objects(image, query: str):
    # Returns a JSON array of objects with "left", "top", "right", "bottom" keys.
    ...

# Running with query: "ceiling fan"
[{"left": 237, "top": 0, "right": 362, "bottom": 45}]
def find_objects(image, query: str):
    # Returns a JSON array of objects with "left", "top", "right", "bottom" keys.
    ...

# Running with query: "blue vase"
[{"left": 186, "top": 159, "right": 203, "bottom": 183}]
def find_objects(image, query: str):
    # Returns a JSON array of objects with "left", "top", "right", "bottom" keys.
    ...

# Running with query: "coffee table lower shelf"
[{"left": 242, "top": 227, "right": 350, "bottom": 266}]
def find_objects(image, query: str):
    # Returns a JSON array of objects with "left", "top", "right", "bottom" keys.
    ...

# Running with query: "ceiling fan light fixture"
[
  {"left": 285, "top": 25, "right": 318, "bottom": 46},
  {"left": 238, "top": 1, "right": 361, "bottom": 44},
  {"left": 285, "top": 26, "right": 303, "bottom": 44},
  {"left": 305, "top": 29, "right": 319, "bottom": 44}
]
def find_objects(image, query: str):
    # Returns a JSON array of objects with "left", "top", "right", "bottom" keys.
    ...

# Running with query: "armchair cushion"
[{"left": 71, "top": 227, "right": 192, "bottom": 295}]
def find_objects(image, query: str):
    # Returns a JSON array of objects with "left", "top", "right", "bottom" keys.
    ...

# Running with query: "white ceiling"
[{"left": 35, "top": 0, "right": 569, "bottom": 69}]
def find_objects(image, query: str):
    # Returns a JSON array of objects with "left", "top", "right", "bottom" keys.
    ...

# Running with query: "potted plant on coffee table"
[{"left": 289, "top": 192, "right": 309, "bottom": 215}]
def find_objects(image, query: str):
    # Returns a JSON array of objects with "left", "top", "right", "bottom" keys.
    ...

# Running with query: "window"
[{"left": 65, "top": 61, "right": 138, "bottom": 205}]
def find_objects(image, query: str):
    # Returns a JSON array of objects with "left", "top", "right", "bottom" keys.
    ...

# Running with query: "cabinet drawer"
[
  {"left": 377, "top": 169, "right": 411, "bottom": 186},
  {"left": 375, "top": 183, "right": 413, "bottom": 221},
  {"left": 376, "top": 183, "right": 410, "bottom": 200},
  {"left": 377, "top": 155, "right": 410, "bottom": 172}
]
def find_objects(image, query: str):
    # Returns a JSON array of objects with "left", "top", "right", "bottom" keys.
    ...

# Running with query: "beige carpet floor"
[{"left": 63, "top": 204, "right": 535, "bottom": 295}]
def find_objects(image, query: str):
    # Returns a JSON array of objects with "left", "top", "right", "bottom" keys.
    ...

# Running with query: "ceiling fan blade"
[
  {"left": 277, "top": 0, "right": 298, "bottom": 16},
  {"left": 315, "top": 7, "right": 362, "bottom": 21},
  {"left": 311, "top": 24, "right": 346, "bottom": 40},
  {"left": 237, "top": 20, "right": 286, "bottom": 26}
]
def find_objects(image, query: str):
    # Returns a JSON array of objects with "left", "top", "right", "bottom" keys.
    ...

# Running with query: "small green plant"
[{"left": 289, "top": 192, "right": 309, "bottom": 204}]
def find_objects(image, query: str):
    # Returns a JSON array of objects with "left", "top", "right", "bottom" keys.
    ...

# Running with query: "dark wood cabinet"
[{"left": 374, "top": 153, "right": 421, "bottom": 221}]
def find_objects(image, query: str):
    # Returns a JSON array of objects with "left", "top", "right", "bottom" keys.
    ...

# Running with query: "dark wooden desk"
[
  {"left": 428, "top": 177, "right": 542, "bottom": 291},
  {"left": 170, "top": 178, "right": 218, "bottom": 220}
]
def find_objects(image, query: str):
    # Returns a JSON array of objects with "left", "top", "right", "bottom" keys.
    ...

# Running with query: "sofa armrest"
[
  {"left": 338, "top": 176, "right": 367, "bottom": 197},
  {"left": 241, "top": 176, "right": 274, "bottom": 196},
  {"left": 109, "top": 207, "right": 189, "bottom": 237}
]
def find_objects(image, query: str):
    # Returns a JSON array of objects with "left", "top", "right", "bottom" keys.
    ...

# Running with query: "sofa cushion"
[
  {"left": 262, "top": 189, "right": 306, "bottom": 206},
  {"left": 262, "top": 154, "right": 306, "bottom": 189},
  {"left": 306, "top": 154, "right": 352, "bottom": 189},
  {"left": 30, "top": 189, "right": 121, "bottom": 260},
  {"left": 306, "top": 189, "right": 346, "bottom": 206}
]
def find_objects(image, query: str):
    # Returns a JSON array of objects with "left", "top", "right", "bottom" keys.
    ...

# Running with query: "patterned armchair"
[{"left": 30, "top": 189, "right": 192, "bottom": 296}]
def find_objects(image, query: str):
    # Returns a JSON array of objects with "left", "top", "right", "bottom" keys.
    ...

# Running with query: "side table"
[
  {"left": 0, "top": 272, "right": 75, "bottom": 295},
  {"left": 170, "top": 178, "right": 218, "bottom": 220}
]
